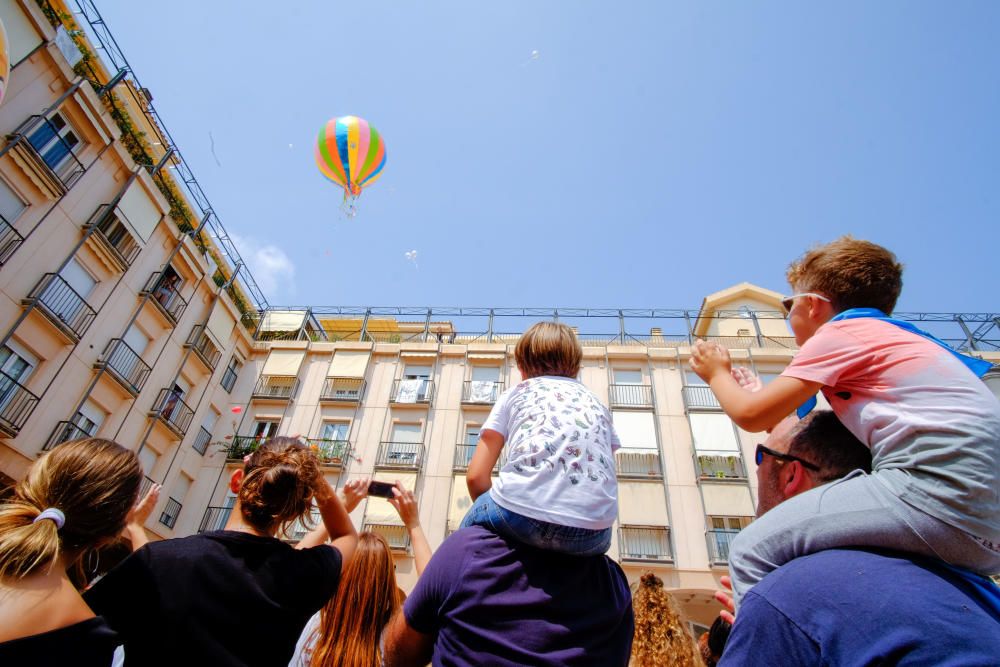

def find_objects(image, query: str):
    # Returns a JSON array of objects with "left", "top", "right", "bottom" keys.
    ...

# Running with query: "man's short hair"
[{"left": 787, "top": 411, "right": 872, "bottom": 482}]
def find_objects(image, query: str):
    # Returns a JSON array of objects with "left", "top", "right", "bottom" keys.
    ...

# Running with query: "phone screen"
[{"left": 368, "top": 481, "right": 396, "bottom": 498}]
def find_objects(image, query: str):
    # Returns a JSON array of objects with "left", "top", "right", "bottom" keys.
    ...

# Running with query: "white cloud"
[{"left": 232, "top": 235, "right": 296, "bottom": 298}]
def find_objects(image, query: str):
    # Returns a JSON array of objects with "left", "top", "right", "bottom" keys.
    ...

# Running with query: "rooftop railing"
[
  {"left": 141, "top": 271, "right": 187, "bottom": 325},
  {"left": 150, "top": 388, "right": 194, "bottom": 437},
  {"left": 609, "top": 384, "right": 653, "bottom": 409},
  {"left": 618, "top": 525, "right": 673, "bottom": 562},
  {"left": 375, "top": 441, "right": 424, "bottom": 470},
  {"left": 25, "top": 273, "right": 96, "bottom": 341},
  {"left": 98, "top": 338, "right": 151, "bottom": 395},
  {"left": 0, "top": 370, "right": 40, "bottom": 436}
]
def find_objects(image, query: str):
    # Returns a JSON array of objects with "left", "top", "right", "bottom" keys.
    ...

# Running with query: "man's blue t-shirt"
[
  {"left": 403, "top": 526, "right": 634, "bottom": 666},
  {"left": 721, "top": 548, "right": 1000, "bottom": 666}
]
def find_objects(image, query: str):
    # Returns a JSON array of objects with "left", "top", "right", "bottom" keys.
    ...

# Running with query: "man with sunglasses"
[{"left": 719, "top": 412, "right": 1000, "bottom": 666}]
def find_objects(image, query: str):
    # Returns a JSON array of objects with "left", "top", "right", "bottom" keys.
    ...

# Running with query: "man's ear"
[
  {"left": 780, "top": 460, "right": 812, "bottom": 498},
  {"left": 229, "top": 469, "right": 243, "bottom": 494}
]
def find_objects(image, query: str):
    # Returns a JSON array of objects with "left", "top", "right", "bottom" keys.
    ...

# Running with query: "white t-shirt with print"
[{"left": 484, "top": 376, "right": 620, "bottom": 530}]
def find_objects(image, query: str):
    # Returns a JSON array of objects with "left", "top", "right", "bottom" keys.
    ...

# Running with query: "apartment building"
[{"left": 1, "top": 0, "right": 999, "bottom": 635}]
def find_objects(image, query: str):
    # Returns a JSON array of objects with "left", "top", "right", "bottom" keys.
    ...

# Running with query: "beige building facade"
[{"left": 2, "top": 0, "right": 999, "bottom": 635}]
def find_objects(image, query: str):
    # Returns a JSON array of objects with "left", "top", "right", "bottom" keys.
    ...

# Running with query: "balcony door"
[
  {"left": 70, "top": 400, "right": 104, "bottom": 438},
  {"left": 52, "top": 258, "right": 96, "bottom": 327},
  {"left": 321, "top": 422, "right": 348, "bottom": 442},
  {"left": 402, "top": 365, "right": 431, "bottom": 401},
  {"left": 389, "top": 423, "right": 422, "bottom": 464},
  {"left": 0, "top": 343, "right": 35, "bottom": 420},
  {"left": 251, "top": 420, "right": 278, "bottom": 444},
  {"left": 27, "top": 112, "right": 81, "bottom": 176}
]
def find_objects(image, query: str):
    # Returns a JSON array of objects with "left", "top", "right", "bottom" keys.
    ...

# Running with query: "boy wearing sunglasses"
[{"left": 690, "top": 236, "right": 1000, "bottom": 607}]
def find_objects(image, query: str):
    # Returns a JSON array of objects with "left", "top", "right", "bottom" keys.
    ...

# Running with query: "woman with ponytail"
[
  {"left": 85, "top": 436, "right": 357, "bottom": 666},
  {"left": 0, "top": 438, "right": 143, "bottom": 665}
]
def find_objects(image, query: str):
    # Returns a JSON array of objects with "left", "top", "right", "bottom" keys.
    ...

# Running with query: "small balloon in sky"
[
  {"left": 404, "top": 250, "right": 418, "bottom": 269},
  {"left": 530, "top": 49, "right": 539, "bottom": 60},
  {"left": 288, "top": 143, "right": 294, "bottom": 149},
  {"left": 231, "top": 406, "right": 242, "bottom": 414}
]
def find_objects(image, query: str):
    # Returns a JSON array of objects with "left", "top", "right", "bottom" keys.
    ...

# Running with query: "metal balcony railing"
[
  {"left": 139, "top": 475, "right": 156, "bottom": 499},
  {"left": 609, "top": 384, "right": 654, "bottom": 409},
  {"left": 375, "top": 441, "right": 424, "bottom": 469},
  {"left": 24, "top": 273, "right": 96, "bottom": 341},
  {"left": 14, "top": 114, "right": 86, "bottom": 191},
  {"left": 452, "top": 444, "right": 504, "bottom": 472},
  {"left": 618, "top": 526, "right": 673, "bottom": 562},
  {"left": 159, "top": 497, "right": 182, "bottom": 529},
  {"left": 390, "top": 379, "right": 434, "bottom": 405},
  {"left": 226, "top": 435, "right": 269, "bottom": 460},
  {"left": 307, "top": 438, "right": 351, "bottom": 467},
  {"left": 198, "top": 505, "right": 233, "bottom": 533},
  {"left": 84, "top": 204, "right": 141, "bottom": 269},
  {"left": 150, "top": 388, "right": 194, "bottom": 436},
  {"left": 98, "top": 338, "right": 151, "bottom": 395},
  {"left": 43, "top": 420, "right": 92, "bottom": 451},
  {"left": 319, "top": 377, "right": 365, "bottom": 402},
  {"left": 221, "top": 364, "right": 239, "bottom": 393},
  {"left": 141, "top": 271, "right": 187, "bottom": 324},
  {"left": 185, "top": 324, "right": 221, "bottom": 370},
  {"left": 193, "top": 426, "right": 212, "bottom": 455},
  {"left": 0, "top": 370, "right": 40, "bottom": 436},
  {"left": 0, "top": 215, "right": 24, "bottom": 266},
  {"left": 615, "top": 449, "right": 663, "bottom": 478},
  {"left": 706, "top": 529, "right": 741, "bottom": 564},
  {"left": 696, "top": 454, "right": 747, "bottom": 480},
  {"left": 362, "top": 523, "right": 411, "bottom": 551},
  {"left": 681, "top": 385, "right": 721, "bottom": 410},
  {"left": 252, "top": 375, "right": 298, "bottom": 400},
  {"left": 461, "top": 380, "right": 503, "bottom": 404}
]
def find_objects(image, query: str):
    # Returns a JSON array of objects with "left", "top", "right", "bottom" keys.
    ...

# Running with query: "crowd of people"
[{"left": 0, "top": 236, "right": 998, "bottom": 665}]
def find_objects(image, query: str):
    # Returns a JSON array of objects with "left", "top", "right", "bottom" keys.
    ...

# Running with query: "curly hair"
[
  {"left": 630, "top": 572, "right": 702, "bottom": 667},
  {"left": 238, "top": 436, "right": 319, "bottom": 535}
]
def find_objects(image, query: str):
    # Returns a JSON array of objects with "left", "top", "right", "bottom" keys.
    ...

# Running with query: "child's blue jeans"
[{"left": 459, "top": 490, "right": 611, "bottom": 556}]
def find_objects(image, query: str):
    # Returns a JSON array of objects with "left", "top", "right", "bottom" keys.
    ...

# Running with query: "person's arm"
[
  {"left": 388, "top": 483, "right": 432, "bottom": 576},
  {"left": 122, "top": 484, "right": 161, "bottom": 552},
  {"left": 296, "top": 477, "right": 369, "bottom": 550},
  {"left": 690, "top": 341, "right": 820, "bottom": 432},
  {"left": 466, "top": 429, "right": 504, "bottom": 500},
  {"left": 382, "top": 608, "right": 435, "bottom": 667},
  {"left": 310, "top": 474, "right": 357, "bottom": 568}
]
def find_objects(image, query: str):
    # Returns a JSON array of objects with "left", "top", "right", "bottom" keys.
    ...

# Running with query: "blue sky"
[{"left": 90, "top": 1, "right": 999, "bottom": 312}]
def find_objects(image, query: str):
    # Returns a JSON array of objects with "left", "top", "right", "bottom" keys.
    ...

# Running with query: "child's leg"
[{"left": 728, "top": 469, "right": 1000, "bottom": 607}]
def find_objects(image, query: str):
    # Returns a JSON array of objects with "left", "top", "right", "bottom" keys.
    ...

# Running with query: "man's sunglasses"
[
  {"left": 755, "top": 443, "right": 820, "bottom": 471},
  {"left": 780, "top": 292, "right": 831, "bottom": 317}
]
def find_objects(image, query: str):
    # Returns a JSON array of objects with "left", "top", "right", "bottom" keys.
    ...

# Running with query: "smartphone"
[{"left": 368, "top": 481, "right": 396, "bottom": 498}]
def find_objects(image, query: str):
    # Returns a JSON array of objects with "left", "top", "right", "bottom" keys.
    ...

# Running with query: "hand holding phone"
[{"left": 368, "top": 480, "right": 396, "bottom": 498}]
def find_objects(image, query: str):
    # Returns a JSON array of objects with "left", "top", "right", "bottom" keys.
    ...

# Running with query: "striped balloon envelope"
[{"left": 314, "top": 116, "right": 386, "bottom": 215}]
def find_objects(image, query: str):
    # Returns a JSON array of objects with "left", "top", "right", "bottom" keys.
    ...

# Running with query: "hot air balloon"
[
  {"left": 0, "top": 17, "right": 10, "bottom": 107},
  {"left": 315, "top": 116, "right": 386, "bottom": 217}
]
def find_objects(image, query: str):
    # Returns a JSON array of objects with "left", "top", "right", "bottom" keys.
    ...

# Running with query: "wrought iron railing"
[
  {"left": 706, "top": 529, "right": 741, "bottom": 564},
  {"left": 696, "top": 454, "right": 747, "bottom": 480},
  {"left": 306, "top": 438, "right": 351, "bottom": 467},
  {"left": 193, "top": 426, "right": 212, "bottom": 455},
  {"left": 43, "top": 420, "right": 92, "bottom": 451},
  {"left": 375, "top": 441, "right": 424, "bottom": 469},
  {"left": 150, "top": 388, "right": 194, "bottom": 436},
  {"left": 84, "top": 204, "right": 141, "bottom": 268},
  {"left": 25, "top": 273, "right": 96, "bottom": 340},
  {"left": 226, "top": 435, "right": 268, "bottom": 460},
  {"left": 681, "top": 385, "right": 721, "bottom": 410},
  {"left": 139, "top": 475, "right": 156, "bottom": 499},
  {"left": 390, "top": 379, "right": 434, "bottom": 405},
  {"left": 609, "top": 384, "right": 654, "bottom": 408},
  {"left": 158, "top": 497, "right": 182, "bottom": 529},
  {"left": 0, "top": 215, "right": 24, "bottom": 266},
  {"left": 198, "top": 505, "right": 233, "bottom": 533},
  {"left": 252, "top": 375, "right": 298, "bottom": 400},
  {"left": 319, "top": 377, "right": 365, "bottom": 402},
  {"left": 16, "top": 114, "right": 86, "bottom": 189},
  {"left": 185, "top": 324, "right": 221, "bottom": 370},
  {"left": 461, "top": 380, "right": 503, "bottom": 404},
  {"left": 615, "top": 449, "right": 662, "bottom": 478},
  {"left": 452, "top": 443, "right": 503, "bottom": 472},
  {"left": 362, "top": 522, "right": 410, "bottom": 550},
  {"left": 618, "top": 526, "right": 673, "bottom": 561},
  {"left": 98, "top": 338, "right": 151, "bottom": 394},
  {"left": 221, "top": 364, "right": 239, "bottom": 393},
  {"left": 0, "top": 370, "right": 40, "bottom": 436},
  {"left": 142, "top": 271, "right": 187, "bottom": 324}
]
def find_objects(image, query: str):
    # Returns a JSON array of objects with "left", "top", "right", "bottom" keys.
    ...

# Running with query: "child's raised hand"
[
  {"left": 690, "top": 340, "right": 732, "bottom": 382},
  {"left": 731, "top": 367, "right": 764, "bottom": 393}
]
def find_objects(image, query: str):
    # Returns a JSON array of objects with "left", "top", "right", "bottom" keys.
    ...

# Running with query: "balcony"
[
  {"left": 8, "top": 114, "right": 86, "bottom": 196},
  {"left": 453, "top": 443, "right": 503, "bottom": 472},
  {"left": 461, "top": 380, "right": 503, "bottom": 405},
  {"left": 84, "top": 205, "right": 141, "bottom": 270},
  {"left": 319, "top": 377, "right": 365, "bottom": 403},
  {"left": 362, "top": 522, "right": 410, "bottom": 551},
  {"left": 706, "top": 529, "right": 741, "bottom": 565},
  {"left": 252, "top": 375, "right": 298, "bottom": 400},
  {"left": 615, "top": 449, "right": 662, "bottom": 479},
  {"left": 221, "top": 364, "right": 239, "bottom": 393},
  {"left": 139, "top": 475, "right": 156, "bottom": 499},
  {"left": 141, "top": 271, "right": 187, "bottom": 325},
  {"left": 307, "top": 438, "right": 351, "bottom": 468},
  {"left": 185, "top": 324, "right": 222, "bottom": 370},
  {"left": 0, "top": 371, "right": 40, "bottom": 437},
  {"left": 390, "top": 379, "right": 434, "bottom": 405},
  {"left": 618, "top": 525, "right": 673, "bottom": 562},
  {"left": 97, "top": 338, "right": 151, "bottom": 395},
  {"left": 609, "top": 384, "right": 654, "bottom": 409},
  {"left": 0, "top": 215, "right": 24, "bottom": 266},
  {"left": 681, "top": 385, "right": 721, "bottom": 411},
  {"left": 24, "top": 273, "right": 96, "bottom": 341},
  {"left": 43, "top": 420, "right": 91, "bottom": 451},
  {"left": 193, "top": 426, "right": 212, "bottom": 456},
  {"left": 198, "top": 505, "right": 233, "bottom": 533},
  {"left": 150, "top": 388, "right": 194, "bottom": 437},
  {"left": 375, "top": 441, "right": 424, "bottom": 470},
  {"left": 158, "top": 496, "right": 182, "bottom": 529},
  {"left": 226, "top": 435, "right": 268, "bottom": 460},
  {"left": 696, "top": 454, "right": 747, "bottom": 481}
]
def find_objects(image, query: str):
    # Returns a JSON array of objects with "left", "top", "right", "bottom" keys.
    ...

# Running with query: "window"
[
  {"left": 138, "top": 447, "right": 158, "bottom": 478},
  {"left": 252, "top": 420, "right": 279, "bottom": 441},
  {"left": 689, "top": 413, "right": 741, "bottom": 454},
  {"left": 404, "top": 365, "right": 431, "bottom": 380},
  {"left": 0, "top": 343, "right": 36, "bottom": 415},
  {"left": 613, "top": 369, "right": 643, "bottom": 385},
  {"left": 465, "top": 425, "right": 480, "bottom": 446},
  {"left": 27, "top": 112, "right": 81, "bottom": 175},
  {"left": 321, "top": 422, "right": 349, "bottom": 441},
  {"left": 707, "top": 515, "right": 752, "bottom": 563},
  {"left": 221, "top": 356, "right": 241, "bottom": 393},
  {"left": 70, "top": 400, "right": 104, "bottom": 437},
  {"left": 684, "top": 371, "right": 707, "bottom": 387},
  {"left": 59, "top": 258, "right": 97, "bottom": 298},
  {"left": 123, "top": 325, "right": 149, "bottom": 356},
  {"left": 470, "top": 366, "right": 499, "bottom": 382},
  {"left": 0, "top": 178, "right": 27, "bottom": 224}
]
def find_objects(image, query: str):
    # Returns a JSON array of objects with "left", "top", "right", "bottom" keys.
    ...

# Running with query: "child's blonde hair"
[
  {"left": 515, "top": 321, "right": 582, "bottom": 379},
  {"left": 786, "top": 236, "right": 904, "bottom": 314}
]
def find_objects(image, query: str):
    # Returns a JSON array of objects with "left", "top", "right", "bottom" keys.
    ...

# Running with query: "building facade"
[{"left": 2, "top": 0, "right": 999, "bottom": 635}]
